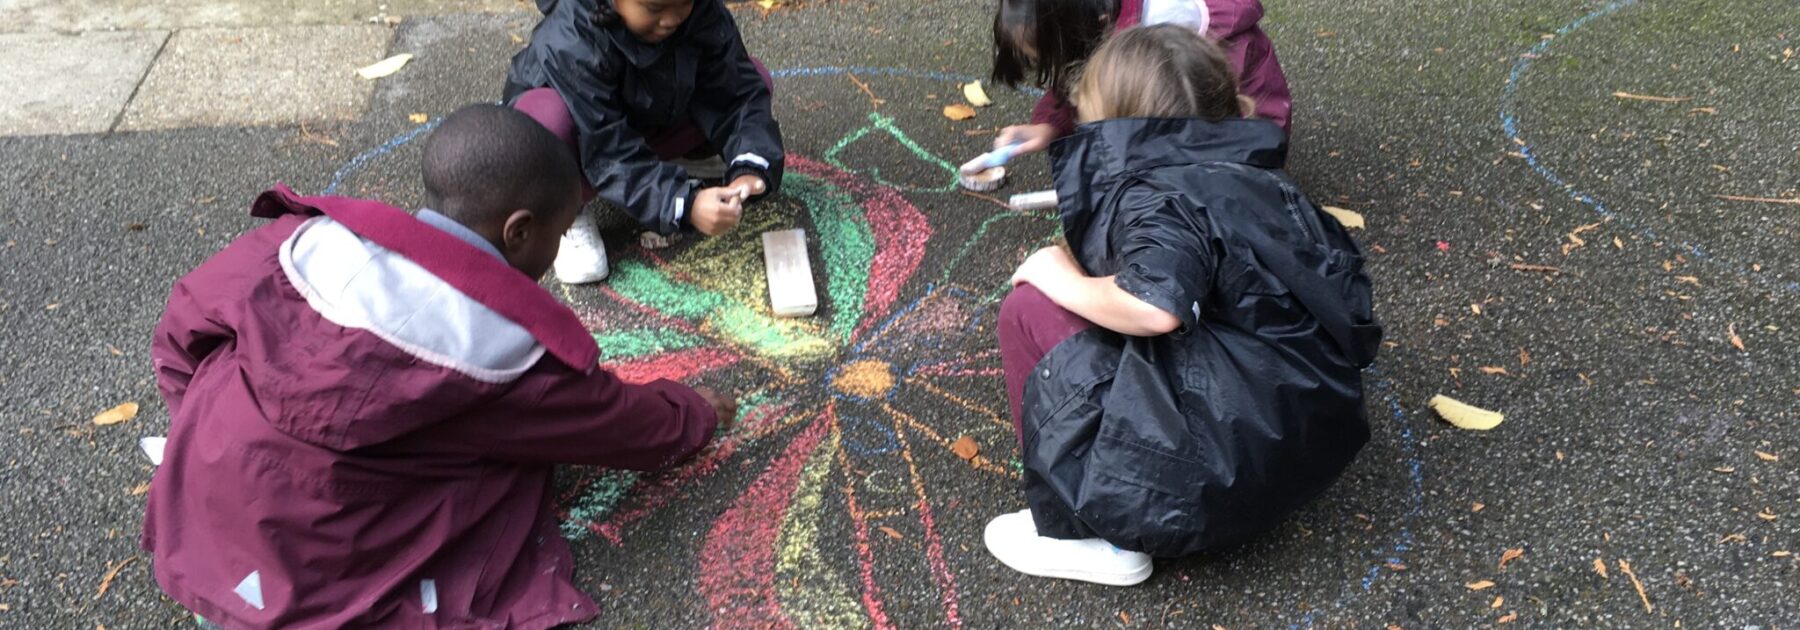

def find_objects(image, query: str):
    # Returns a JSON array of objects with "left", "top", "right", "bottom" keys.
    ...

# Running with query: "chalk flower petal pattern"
[{"left": 556, "top": 149, "right": 1043, "bottom": 628}]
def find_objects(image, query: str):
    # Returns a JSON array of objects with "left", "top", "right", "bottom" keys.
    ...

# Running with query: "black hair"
[
  {"left": 421, "top": 104, "right": 581, "bottom": 228},
  {"left": 990, "top": 0, "right": 1116, "bottom": 97}
]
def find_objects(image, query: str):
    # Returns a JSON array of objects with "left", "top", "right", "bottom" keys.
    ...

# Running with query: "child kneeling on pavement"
[
  {"left": 988, "top": 25, "right": 1382, "bottom": 586},
  {"left": 143, "top": 104, "right": 736, "bottom": 628}
]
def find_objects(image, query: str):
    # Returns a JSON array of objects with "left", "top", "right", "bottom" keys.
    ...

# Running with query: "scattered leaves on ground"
[
  {"left": 1472, "top": 502, "right": 1486, "bottom": 512},
  {"left": 129, "top": 482, "right": 151, "bottom": 496},
  {"left": 92, "top": 402, "right": 139, "bottom": 426},
  {"left": 1618, "top": 559, "right": 1653, "bottom": 612},
  {"left": 95, "top": 556, "right": 138, "bottom": 600},
  {"left": 1612, "top": 91, "right": 1692, "bottom": 103},
  {"left": 408, "top": 113, "right": 429, "bottom": 124},
  {"left": 1757, "top": 508, "right": 1777, "bottom": 521},
  {"left": 1756, "top": 450, "right": 1779, "bottom": 462},
  {"left": 962, "top": 81, "right": 993, "bottom": 107},
  {"left": 1593, "top": 557, "right": 1608, "bottom": 578},
  {"left": 356, "top": 53, "right": 414, "bottom": 80},
  {"left": 877, "top": 526, "right": 903, "bottom": 540},
  {"left": 1479, "top": 366, "right": 1510, "bottom": 376},
  {"left": 1321, "top": 206, "right": 1365, "bottom": 229},
  {"left": 1499, "top": 548, "right": 1524, "bottom": 570},
  {"left": 1720, "top": 533, "right": 1746, "bottom": 544},
  {"left": 1728, "top": 324, "right": 1746, "bottom": 352},
  {"left": 942, "top": 104, "right": 977, "bottom": 121},
  {"left": 951, "top": 435, "right": 980, "bottom": 461},
  {"left": 1465, "top": 580, "right": 1496, "bottom": 591},
  {"left": 1430, "top": 395, "right": 1504, "bottom": 430},
  {"left": 1491, "top": 596, "right": 1504, "bottom": 609},
  {"left": 1497, "top": 612, "right": 1519, "bottom": 624}
]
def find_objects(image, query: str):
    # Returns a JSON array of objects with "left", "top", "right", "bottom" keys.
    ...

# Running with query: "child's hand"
[
  {"left": 690, "top": 187, "right": 745, "bottom": 236},
  {"left": 995, "top": 123, "right": 1057, "bottom": 155},
  {"left": 1010, "top": 245, "right": 1084, "bottom": 288},
  {"left": 726, "top": 174, "right": 767, "bottom": 200},
  {"left": 693, "top": 386, "right": 739, "bottom": 432}
]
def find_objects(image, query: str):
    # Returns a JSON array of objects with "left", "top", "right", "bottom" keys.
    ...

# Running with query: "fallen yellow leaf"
[
  {"left": 1756, "top": 451, "right": 1779, "bottom": 462},
  {"left": 757, "top": 0, "right": 779, "bottom": 8},
  {"left": 1773, "top": 550, "right": 1792, "bottom": 558},
  {"left": 408, "top": 113, "right": 429, "bottom": 124},
  {"left": 129, "top": 482, "right": 151, "bottom": 496},
  {"left": 1321, "top": 206, "right": 1366, "bottom": 229},
  {"left": 1758, "top": 508, "right": 1777, "bottom": 521},
  {"left": 1479, "top": 366, "right": 1510, "bottom": 376},
  {"left": 92, "top": 402, "right": 139, "bottom": 426},
  {"left": 1497, "top": 612, "right": 1518, "bottom": 624},
  {"left": 877, "top": 526, "right": 903, "bottom": 540},
  {"left": 356, "top": 53, "right": 414, "bottom": 80},
  {"left": 1465, "top": 580, "right": 1496, "bottom": 591},
  {"left": 942, "top": 103, "right": 977, "bottom": 121},
  {"left": 1593, "top": 557, "right": 1608, "bottom": 578},
  {"left": 1429, "top": 395, "right": 1504, "bottom": 430},
  {"left": 1472, "top": 502, "right": 1486, "bottom": 512},
  {"left": 1719, "top": 533, "right": 1746, "bottom": 544},
  {"left": 1491, "top": 596, "right": 1504, "bottom": 609},
  {"left": 962, "top": 81, "right": 993, "bottom": 107},
  {"left": 1471, "top": 303, "right": 1483, "bottom": 316}
]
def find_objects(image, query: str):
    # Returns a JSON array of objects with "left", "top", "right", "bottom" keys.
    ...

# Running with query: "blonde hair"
[{"left": 1073, "top": 24, "right": 1244, "bottom": 122}]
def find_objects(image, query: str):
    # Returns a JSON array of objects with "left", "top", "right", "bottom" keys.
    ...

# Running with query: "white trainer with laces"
[
  {"left": 554, "top": 210, "right": 609, "bottom": 284},
  {"left": 983, "top": 509, "right": 1153, "bottom": 586}
]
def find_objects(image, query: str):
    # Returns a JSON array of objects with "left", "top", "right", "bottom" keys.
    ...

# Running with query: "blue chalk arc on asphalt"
[
  {"left": 1498, "top": 0, "right": 1799, "bottom": 296},
  {"left": 322, "top": 65, "right": 1428, "bottom": 628}
]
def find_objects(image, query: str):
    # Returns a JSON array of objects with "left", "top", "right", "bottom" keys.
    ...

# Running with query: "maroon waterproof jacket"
[
  {"left": 1031, "top": 0, "right": 1293, "bottom": 136},
  {"left": 143, "top": 185, "right": 717, "bottom": 629}
]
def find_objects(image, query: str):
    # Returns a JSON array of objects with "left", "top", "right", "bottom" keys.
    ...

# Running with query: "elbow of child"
[{"left": 1141, "top": 312, "right": 1182, "bottom": 336}]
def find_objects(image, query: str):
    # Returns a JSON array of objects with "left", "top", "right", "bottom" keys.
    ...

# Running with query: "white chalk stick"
[
  {"left": 761, "top": 229, "right": 818, "bottom": 317},
  {"left": 1009, "top": 190, "right": 1059, "bottom": 211}
]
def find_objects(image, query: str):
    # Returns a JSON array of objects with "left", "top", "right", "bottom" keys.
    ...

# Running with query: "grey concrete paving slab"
[
  {"left": 0, "top": 30, "right": 166, "bottom": 136},
  {"left": 116, "top": 25, "right": 392, "bottom": 132},
  {"left": 0, "top": 0, "right": 524, "bottom": 33}
]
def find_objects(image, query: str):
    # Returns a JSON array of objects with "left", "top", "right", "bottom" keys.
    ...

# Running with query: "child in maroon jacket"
[{"left": 145, "top": 104, "right": 735, "bottom": 629}]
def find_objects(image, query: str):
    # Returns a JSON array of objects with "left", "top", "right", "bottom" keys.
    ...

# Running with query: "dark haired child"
[
  {"left": 505, "top": 0, "right": 785, "bottom": 283},
  {"left": 987, "top": 25, "right": 1379, "bottom": 586},
  {"left": 144, "top": 104, "right": 735, "bottom": 628},
  {"left": 988, "top": 0, "right": 1290, "bottom": 157}
]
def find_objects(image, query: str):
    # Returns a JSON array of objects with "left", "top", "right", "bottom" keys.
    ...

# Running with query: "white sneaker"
[
  {"left": 983, "top": 509, "right": 1152, "bottom": 586},
  {"left": 555, "top": 210, "right": 609, "bottom": 284}
]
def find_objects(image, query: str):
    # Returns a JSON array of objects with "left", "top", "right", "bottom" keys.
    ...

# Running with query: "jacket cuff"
[{"left": 673, "top": 184, "right": 699, "bottom": 233}]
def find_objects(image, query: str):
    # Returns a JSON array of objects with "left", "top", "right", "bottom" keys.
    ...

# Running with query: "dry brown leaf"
[
  {"left": 1465, "top": 580, "right": 1496, "bottom": 591},
  {"left": 1758, "top": 508, "right": 1777, "bottom": 521},
  {"left": 1491, "top": 596, "right": 1504, "bottom": 609},
  {"left": 1773, "top": 550, "right": 1792, "bottom": 558},
  {"left": 510, "top": 33, "right": 524, "bottom": 45},
  {"left": 1479, "top": 366, "right": 1510, "bottom": 376},
  {"left": 878, "top": 526, "right": 904, "bottom": 540},
  {"left": 1118, "top": 611, "right": 1132, "bottom": 625},
  {"left": 950, "top": 435, "right": 980, "bottom": 461},
  {"left": 1498, "top": 548, "right": 1525, "bottom": 570},
  {"left": 1674, "top": 275, "right": 1701, "bottom": 286},
  {"left": 942, "top": 104, "right": 977, "bottom": 121},
  {"left": 1618, "top": 560, "right": 1653, "bottom": 612},
  {"left": 1755, "top": 450, "right": 1779, "bottom": 462},
  {"left": 1612, "top": 91, "right": 1692, "bottom": 103},
  {"left": 1713, "top": 466, "right": 1735, "bottom": 473},
  {"left": 129, "top": 482, "right": 150, "bottom": 496},
  {"left": 1613, "top": 236, "right": 1624, "bottom": 249},
  {"left": 92, "top": 402, "right": 139, "bottom": 426},
  {"left": 1593, "top": 557, "right": 1608, "bottom": 578},
  {"left": 107, "top": 346, "right": 124, "bottom": 356},
  {"left": 1471, "top": 303, "right": 1483, "bottom": 316},
  {"left": 1719, "top": 533, "right": 1746, "bottom": 544},
  {"left": 1497, "top": 612, "right": 1519, "bottom": 624},
  {"left": 1385, "top": 562, "right": 1407, "bottom": 571},
  {"left": 1472, "top": 502, "right": 1486, "bottom": 512},
  {"left": 1517, "top": 348, "right": 1531, "bottom": 366},
  {"left": 95, "top": 556, "right": 138, "bottom": 600},
  {"left": 1728, "top": 324, "right": 1746, "bottom": 352},
  {"left": 408, "top": 113, "right": 429, "bottom": 124}
]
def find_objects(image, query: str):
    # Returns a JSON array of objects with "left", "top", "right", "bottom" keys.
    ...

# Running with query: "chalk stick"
[
  {"left": 761, "top": 229, "right": 818, "bottom": 317},
  {"left": 1008, "top": 190, "right": 1059, "bottom": 212}
]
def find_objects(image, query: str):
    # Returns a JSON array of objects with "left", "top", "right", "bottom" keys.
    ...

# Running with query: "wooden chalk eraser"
[{"left": 761, "top": 228, "right": 818, "bottom": 317}]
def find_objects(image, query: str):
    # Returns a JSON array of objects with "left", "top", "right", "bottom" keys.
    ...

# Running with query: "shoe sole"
[{"left": 984, "top": 536, "right": 1153, "bottom": 587}]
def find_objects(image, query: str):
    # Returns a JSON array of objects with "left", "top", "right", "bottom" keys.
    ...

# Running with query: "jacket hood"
[{"left": 1050, "top": 117, "right": 1286, "bottom": 233}]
